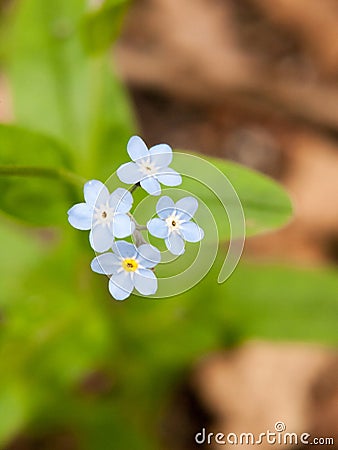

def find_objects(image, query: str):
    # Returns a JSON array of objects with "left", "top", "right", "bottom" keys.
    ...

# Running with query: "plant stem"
[
  {"left": 129, "top": 182, "right": 140, "bottom": 193},
  {"left": 0, "top": 165, "right": 86, "bottom": 187},
  {"left": 133, "top": 228, "right": 147, "bottom": 247},
  {"left": 128, "top": 212, "right": 147, "bottom": 246},
  {"left": 135, "top": 225, "right": 147, "bottom": 231}
]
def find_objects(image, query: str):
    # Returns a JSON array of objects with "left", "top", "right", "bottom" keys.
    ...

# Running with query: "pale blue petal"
[
  {"left": 89, "top": 224, "right": 114, "bottom": 253},
  {"left": 117, "top": 162, "right": 142, "bottom": 184},
  {"left": 127, "top": 136, "right": 149, "bottom": 161},
  {"left": 180, "top": 221, "right": 204, "bottom": 242},
  {"left": 134, "top": 269, "right": 158, "bottom": 295},
  {"left": 156, "top": 167, "right": 182, "bottom": 186},
  {"left": 111, "top": 213, "right": 135, "bottom": 238},
  {"left": 112, "top": 240, "right": 137, "bottom": 259},
  {"left": 91, "top": 253, "right": 121, "bottom": 275},
  {"left": 175, "top": 197, "right": 198, "bottom": 221},
  {"left": 156, "top": 196, "right": 175, "bottom": 219},
  {"left": 109, "top": 188, "right": 133, "bottom": 213},
  {"left": 137, "top": 244, "right": 161, "bottom": 268},
  {"left": 165, "top": 232, "right": 185, "bottom": 255},
  {"left": 109, "top": 272, "right": 133, "bottom": 300},
  {"left": 149, "top": 144, "right": 172, "bottom": 167},
  {"left": 140, "top": 176, "right": 161, "bottom": 195},
  {"left": 147, "top": 218, "right": 169, "bottom": 239},
  {"left": 84, "top": 180, "right": 109, "bottom": 207},
  {"left": 67, "top": 203, "right": 93, "bottom": 230}
]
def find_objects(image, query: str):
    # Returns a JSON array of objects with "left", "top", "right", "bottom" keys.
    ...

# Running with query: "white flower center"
[
  {"left": 138, "top": 158, "right": 157, "bottom": 176},
  {"left": 94, "top": 203, "right": 115, "bottom": 226},
  {"left": 166, "top": 213, "right": 182, "bottom": 232}
]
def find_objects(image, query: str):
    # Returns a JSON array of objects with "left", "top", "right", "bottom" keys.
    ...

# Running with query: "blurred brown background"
[{"left": 114, "top": 1, "right": 338, "bottom": 448}]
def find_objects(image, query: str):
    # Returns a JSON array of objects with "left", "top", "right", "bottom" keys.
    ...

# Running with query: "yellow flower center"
[{"left": 122, "top": 258, "right": 138, "bottom": 272}]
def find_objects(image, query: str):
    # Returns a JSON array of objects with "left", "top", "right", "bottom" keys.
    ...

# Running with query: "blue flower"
[
  {"left": 147, "top": 196, "right": 204, "bottom": 255},
  {"left": 117, "top": 136, "right": 182, "bottom": 196},
  {"left": 91, "top": 241, "right": 161, "bottom": 300},
  {"left": 67, "top": 180, "right": 135, "bottom": 253}
]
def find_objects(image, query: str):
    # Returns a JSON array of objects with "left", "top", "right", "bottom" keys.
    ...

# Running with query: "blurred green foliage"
[
  {"left": 81, "top": 0, "right": 130, "bottom": 55},
  {"left": 5, "top": 0, "right": 136, "bottom": 178},
  {"left": 0, "top": 0, "right": 336, "bottom": 449}
]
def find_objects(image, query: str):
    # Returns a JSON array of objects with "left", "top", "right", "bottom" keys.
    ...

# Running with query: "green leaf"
[
  {"left": 213, "top": 158, "right": 293, "bottom": 236},
  {"left": 81, "top": 0, "right": 130, "bottom": 55},
  {"left": 130, "top": 151, "right": 292, "bottom": 244},
  {"left": 175, "top": 151, "right": 293, "bottom": 239},
  {"left": 0, "top": 124, "right": 80, "bottom": 225}
]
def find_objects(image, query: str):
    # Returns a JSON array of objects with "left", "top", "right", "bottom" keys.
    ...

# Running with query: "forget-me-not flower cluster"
[{"left": 67, "top": 136, "right": 204, "bottom": 300}]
